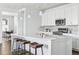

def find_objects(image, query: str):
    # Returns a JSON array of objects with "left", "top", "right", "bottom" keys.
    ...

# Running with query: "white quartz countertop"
[
  {"left": 11, "top": 34, "right": 56, "bottom": 41},
  {"left": 63, "top": 33, "right": 79, "bottom": 39},
  {"left": 11, "top": 33, "right": 73, "bottom": 41}
]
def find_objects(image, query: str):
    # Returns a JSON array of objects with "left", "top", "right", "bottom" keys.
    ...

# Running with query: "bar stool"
[
  {"left": 23, "top": 40, "right": 31, "bottom": 52},
  {"left": 16, "top": 38, "right": 23, "bottom": 52},
  {"left": 30, "top": 42, "right": 43, "bottom": 55}
]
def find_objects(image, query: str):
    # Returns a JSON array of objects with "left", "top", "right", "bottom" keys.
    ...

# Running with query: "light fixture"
[
  {"left": 39, "top": 11, "right": 43, "bottom": 16},
  {"left": 20, "top": 17, "right": 23, "bottom": 20},
  {"left": 27, "top": 14, "right": 31, "bottom": 18}
]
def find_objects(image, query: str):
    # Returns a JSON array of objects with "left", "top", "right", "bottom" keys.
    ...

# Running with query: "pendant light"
[
  {"left": 39, "top": 11, "right": 43, "bottom": 16},
  {"left": 27, "top": 14, "right": 31, "bottom": 18}
]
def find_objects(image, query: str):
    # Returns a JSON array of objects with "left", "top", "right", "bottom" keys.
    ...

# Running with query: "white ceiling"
[{"left": 0, "top": 3, "right": 68, "bottom": 11}]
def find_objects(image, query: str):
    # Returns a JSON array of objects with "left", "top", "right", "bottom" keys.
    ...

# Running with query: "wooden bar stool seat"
[
  {"left": 32, "top": 44, "right": 43, "bottom": 48},
  {"left": 30, "top": 42, "right": 43, "bottom": 55},
  {"left": 23, "top": 41, "right": 30, "bottom": 44},
  {"left": 16, "top": 38, "right": 23, "bottom": 42}
]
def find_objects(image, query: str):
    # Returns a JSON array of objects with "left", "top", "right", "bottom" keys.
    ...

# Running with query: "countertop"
[
  {"left": 63, "top": 33, "right": 79, "bottom": 39},
  {"left": 11, "top": 34, "right": 72, "bottom": 41},
  {"left": 11, "top": 34, "right": 57, "bottom": 41}
]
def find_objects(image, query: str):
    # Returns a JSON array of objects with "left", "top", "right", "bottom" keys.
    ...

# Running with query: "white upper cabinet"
[
  {"left": 71, "top": 5, "right": 79, "bottom": 25},
  {"left": 64, "top": 5, "right": 72, "bottom": 25},
  {"left": 55, "top": 7, "right": 65, "bottom": 19},
  {"left": 65, "top": 4, "right": 79, "bottom": 25},
  {"left": 42, "top": 4, "right": 79, "bottom": 26},
  {"left": 55, "top": 8, "right": 60, "bottom": 19},
  {"left": 42, "top": 11, "right": 49, "bottom": 26},
  {"left": 47, "top": 9, "right": 55, "bottom": 25},
  {"left": 42, "top": 9, "right": 55, "bottom": 26}
]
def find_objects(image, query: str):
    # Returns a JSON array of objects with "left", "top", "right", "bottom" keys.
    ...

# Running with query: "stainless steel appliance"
[
  {"left": 55, "top": 18, "right": 66, "bottom": 26},
  {"left": 53, "top": 28, "right": 68, "bottom": 35},
  {"left": 58, "top": 28, "right": 68, "bottom": 33}
]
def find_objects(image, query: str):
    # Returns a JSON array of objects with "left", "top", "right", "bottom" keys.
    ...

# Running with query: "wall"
[
  {"left": 0, "top": 12, "right": 2, "bottom": 43},
  {"left": 8, "top": 16, "right": 14, "bottom": 31},
  {"left": 25, "top": 9, "right": 41, "bottom": 36},
  {"left": 17, "top": 16, "right": 24, "bottom": 35}
]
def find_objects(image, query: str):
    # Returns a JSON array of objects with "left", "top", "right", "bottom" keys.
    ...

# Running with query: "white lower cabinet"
[
  {"left": 51, "top": 39, "right": 72, "bottom": 55},
  {"left": 72, "top": 38, "right": 76, "bottom": 48},
  {"left": 51, "top": 40, "right": 66, "bottom": 55},
  {"left": 72, "top": 38, "right": 79, "bottom": 51},
  {"left": 76, "top": 39, "right": 79, "bottom": 49}
]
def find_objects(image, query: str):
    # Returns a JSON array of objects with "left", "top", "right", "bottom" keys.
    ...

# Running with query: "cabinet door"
[
  {"left": 65, "top": 39, "right": 72, "bottom": 55},
  {"left": 51, "top": 39, "right": 66, "bottom": 55},
  {"left": 76, "top": 39, "right": 79, "bottom": 49},
  {"left": 72, "top": 38, "right": 79, "bottom": 49},
  {"left": 52, "top": 10, "right": 55, "bottom": 25},
  {"left": 47, "top": 9, "right": 55, "bottom": 25},
  {"left": 55, "top": 8, "right": 61, "bottom": 19},
  {"left": 72, "top": 38, "right": 76, "bottom": 48},
  {"left": 42, "top": 12, "right": 48, "bottom": 26},
  {"left": 55, "top": 7, "right": 65, "bottom": 19},
  {"left": 65, "top": 6, "right": 72, "bottom": 25},
  {"left": 47, "top": 10, "right": 52, "bottom": 25},
  {"left": 71, "top": 5, "right": 79, "bottom": 25},
  {"left": 42, "top": 9, "right": 55, "bottom": 26},
  {"left": 42, "top": 13, "right": 45, "bottom": 26}
]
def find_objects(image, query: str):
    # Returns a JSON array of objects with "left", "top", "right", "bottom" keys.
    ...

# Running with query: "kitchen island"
[
  {"left": 63, "top": 33, "right": 79, "bottom": 52},
  {"left": 11, "top": 34, "right": 72, "bottom": 55}
]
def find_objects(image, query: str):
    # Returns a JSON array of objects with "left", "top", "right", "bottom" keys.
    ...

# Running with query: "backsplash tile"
[{"left": 40, "top": 25, "right": 79, "bottom": 34}]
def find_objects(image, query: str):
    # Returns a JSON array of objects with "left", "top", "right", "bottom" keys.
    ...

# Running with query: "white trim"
[
  {"left": 18, "top": 8, "right": 26, "bottom": 12},
  {"left": 1, "top": 11, "right": 18, "bottom": 16}
]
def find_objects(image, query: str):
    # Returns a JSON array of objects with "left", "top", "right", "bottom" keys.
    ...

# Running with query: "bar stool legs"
[
  {"left": 34, "top": 47, "right": 43, "bottom": 55},
  {"left": 35, "top": 48, "right": 37, "bottom": 55},
  {"left": 23, "top": 40, "right": 31, "bottom": 54},
  {"left": 29, "top": 45, "right": 31, "bottom": 54},
  {"left": 41, "top": 46, "right": 43, "bottom": 55},
  {"left": 24, "top": 44, "right": 25, "bottom": 51}
]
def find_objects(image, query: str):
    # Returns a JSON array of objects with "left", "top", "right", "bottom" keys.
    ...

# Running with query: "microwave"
[{"left": 55, "top": 18, "right": 66, "bottom": 26}]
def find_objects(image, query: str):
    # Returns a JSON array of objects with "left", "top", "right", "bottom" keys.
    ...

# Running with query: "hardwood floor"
[
  {"left": 0, "top": 43, "right": 2, "bottom": 55},
  {"left": 12, "top": 50, "right": 33, "bottom": 55},
  {"left": 1, "top": 39, "right": 11, "bottom": 55}
]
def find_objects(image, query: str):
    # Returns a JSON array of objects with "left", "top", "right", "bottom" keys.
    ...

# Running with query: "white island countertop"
[{"left": 11, "top": 34, "right": 57, "bottom": 41}]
